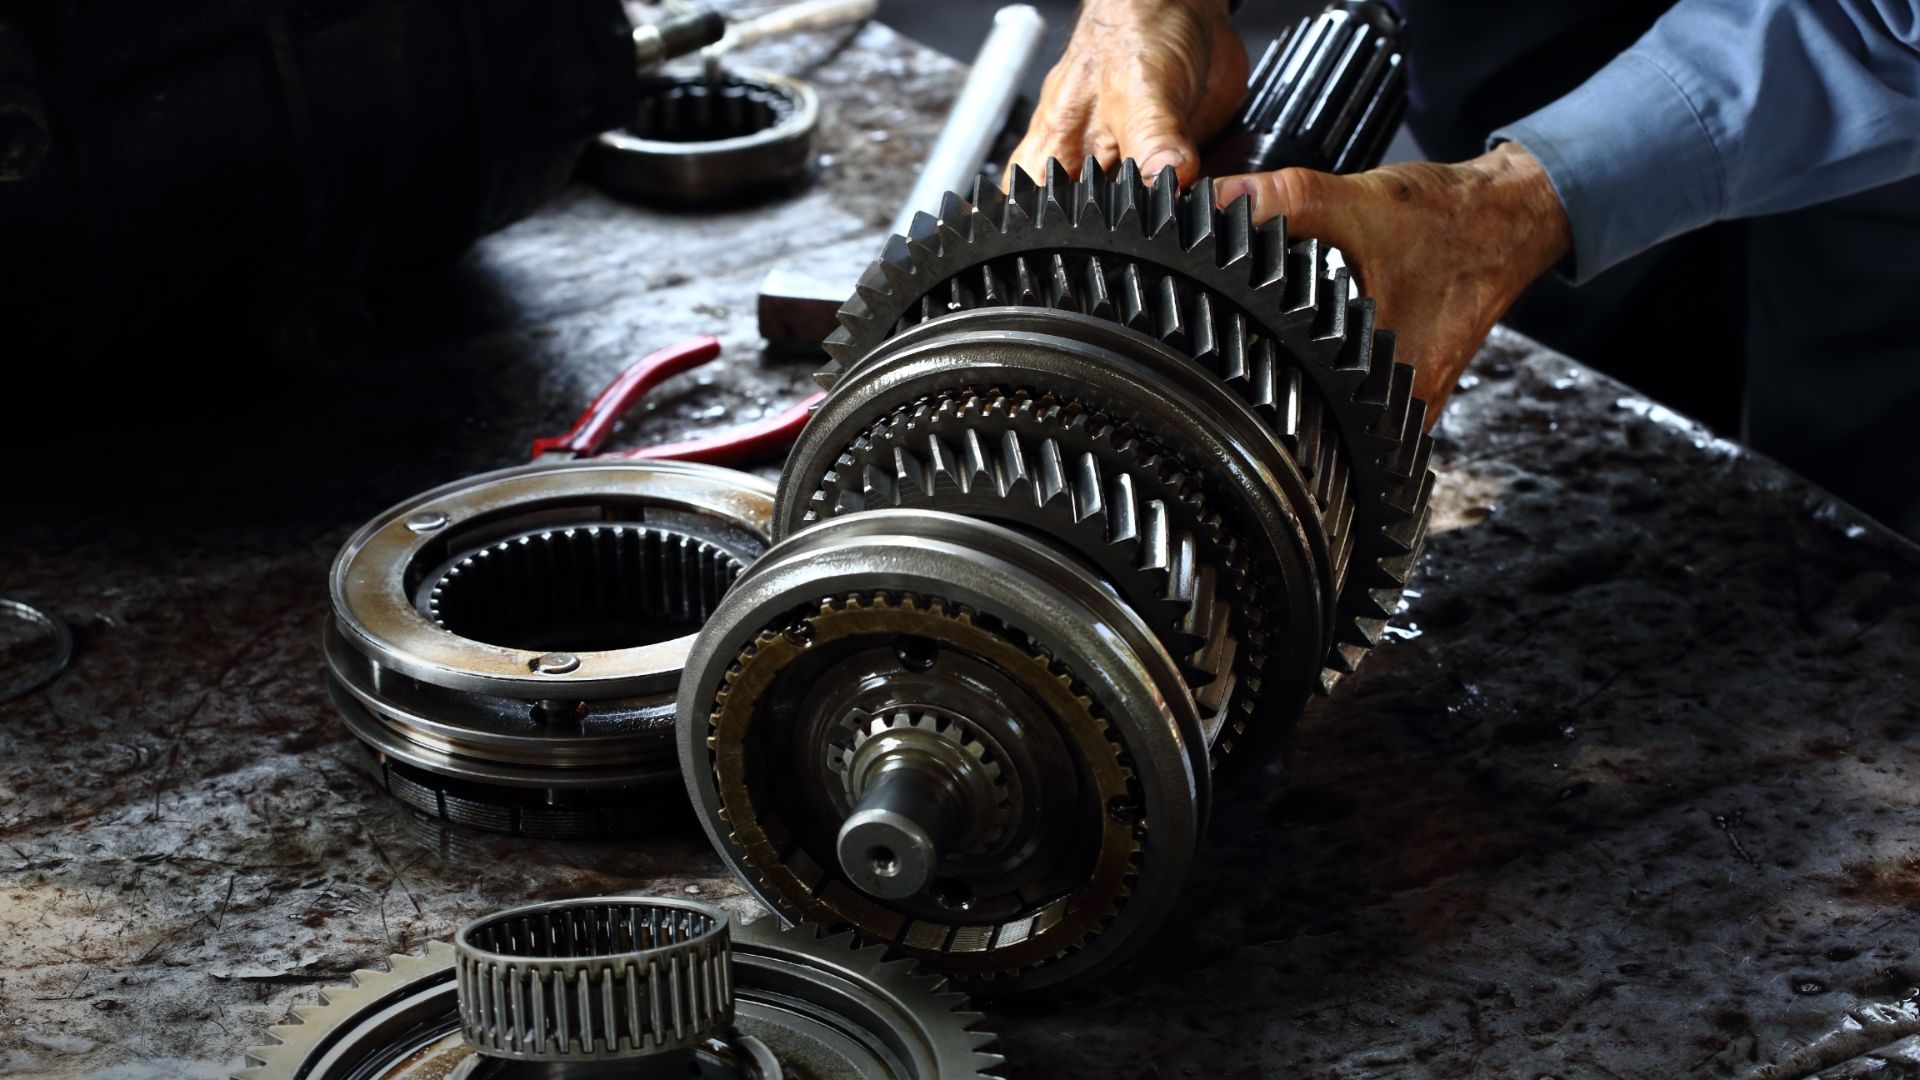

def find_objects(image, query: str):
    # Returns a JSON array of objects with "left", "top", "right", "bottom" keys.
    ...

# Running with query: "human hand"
[
  {"left": 1213, "top": 143, "right": 1573, "bottom": 423},
  {"left": 1007, "top": 0, "right": 1246, "bottom": 188}
]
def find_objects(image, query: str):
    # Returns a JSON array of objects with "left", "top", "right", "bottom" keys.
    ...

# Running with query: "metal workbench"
[{"left": 3, "top": 20, "right": 1917, "bottom": 1080}]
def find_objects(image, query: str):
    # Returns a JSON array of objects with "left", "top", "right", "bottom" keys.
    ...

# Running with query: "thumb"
[{"left": 1212, "top": 168, "right": 1336, "bottom": 234}]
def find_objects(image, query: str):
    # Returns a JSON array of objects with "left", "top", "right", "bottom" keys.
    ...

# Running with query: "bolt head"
[
  {"left": 405, "top": 511, "right": 451, "bottom": 533},
  {"left": 531, "top": 653, "right": 581, "bottom": 675}
]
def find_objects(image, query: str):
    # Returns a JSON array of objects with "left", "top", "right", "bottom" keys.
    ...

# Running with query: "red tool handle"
[
  {"left": 623, "top": 392, "right": 825, "bottom": 467},
  {"left": 529, "top": 335, "right": 723, "bottom": 460}
]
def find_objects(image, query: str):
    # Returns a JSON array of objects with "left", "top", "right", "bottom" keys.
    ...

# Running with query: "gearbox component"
[
  {"left": 585, "top": 71, "right": 820, "bottom": 205},
  {"left": 678, "top": 157, "right": 1434, "bottom": 992},
  {"left": 680, "top": 511, "right": 1206, "bottom": 992},
  {"left": 235, "top": 895, "right": 1001, "bottom": 1079},
  {"left": 328, "top": 460, "right": 775, "bottom": 837}
]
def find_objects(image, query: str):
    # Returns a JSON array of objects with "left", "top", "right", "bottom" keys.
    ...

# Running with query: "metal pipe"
[{"left": 886, "top": 4, "right": 1047, "bottom": 240}]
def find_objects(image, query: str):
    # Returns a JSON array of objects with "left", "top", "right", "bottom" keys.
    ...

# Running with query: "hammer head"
[{"left": 757, "top": 266, "right": 851, "bottom": 354}]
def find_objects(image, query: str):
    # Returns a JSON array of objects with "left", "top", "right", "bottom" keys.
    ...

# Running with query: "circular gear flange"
[
  {"left": 328, "top": 460, "right": 775, "bottom": 836},
  {"left": 816, "top": 156, "right": 1434, "bottom": 698},
  {"left": 679, "top": 510, "right": 1205, "bottom": 993},
  {"left": 234, "top": 900, "right": 1001, "bottom": 1079}
]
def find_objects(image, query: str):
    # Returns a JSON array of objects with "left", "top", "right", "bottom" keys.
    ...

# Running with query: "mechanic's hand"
[
  {"left": 1214, "top": 143, "right": 1573, "bottom": 424},
  {"left": 1007, "top": 0, "right": 1246, "bottom": 188}
]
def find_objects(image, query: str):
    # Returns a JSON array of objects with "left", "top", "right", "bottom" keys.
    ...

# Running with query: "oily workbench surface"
[{"left": 4, "top": 19, "right": 1920, "bottom": 1080}]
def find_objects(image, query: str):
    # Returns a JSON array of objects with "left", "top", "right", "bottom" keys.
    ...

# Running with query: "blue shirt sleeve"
[{"left": 1490, "top": 0, "right": 1920, "bottom": 283}]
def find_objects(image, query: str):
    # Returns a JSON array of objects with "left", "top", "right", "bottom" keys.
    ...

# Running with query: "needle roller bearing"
[{"left": 679, "top": 158, "right": 1435, "bottom": 992}]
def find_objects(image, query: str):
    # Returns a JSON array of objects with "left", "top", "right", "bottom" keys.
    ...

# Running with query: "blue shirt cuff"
[{"left": 1491, "top": 52, "right": 1726, "bottom": 283}]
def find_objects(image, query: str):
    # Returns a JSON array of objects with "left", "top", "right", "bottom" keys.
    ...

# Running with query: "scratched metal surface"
[{"left": 3, "top": 18, "right": 1919, "bottom": 1080}]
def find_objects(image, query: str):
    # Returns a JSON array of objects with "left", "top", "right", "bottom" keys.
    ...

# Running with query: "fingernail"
[
  {"left": 1213, "top": 177, "right": 1252, "bottom": 205},
  {"left": 1138, "top": 149, "right": 1187, "bottom": 182}
]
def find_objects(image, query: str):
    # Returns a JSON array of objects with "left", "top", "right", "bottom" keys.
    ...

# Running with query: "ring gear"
[
  {"left": 708, "top": 591, "right": 1143, "bottom": 982},
  {"left": 818, "top": 157, "right": 1433, "bottom": 691},
  {"left": 235, "top": 918, "right": 1002, "bottom": 1079}
]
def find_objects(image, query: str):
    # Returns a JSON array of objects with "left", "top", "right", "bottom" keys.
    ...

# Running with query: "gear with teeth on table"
[
  {"left": 817, "top": 156, "right": 1433, "bottom": 694},
  {"left": 235, "top": 896, "right": 1002, "bottom": 1079}
]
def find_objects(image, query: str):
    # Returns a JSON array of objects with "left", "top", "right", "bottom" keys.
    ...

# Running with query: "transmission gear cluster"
[{"left": 678, "top": 157, "right": 1435, "bottom": 993}]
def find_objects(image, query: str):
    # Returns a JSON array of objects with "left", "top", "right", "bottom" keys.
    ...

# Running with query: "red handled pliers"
[{"left": 529, "top": 335, "right": 823, "bottom": 467}]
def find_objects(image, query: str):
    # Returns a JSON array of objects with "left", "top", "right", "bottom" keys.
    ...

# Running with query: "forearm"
[{"left": 1495, "top": 0, "right": 1920, "bottom": 281}]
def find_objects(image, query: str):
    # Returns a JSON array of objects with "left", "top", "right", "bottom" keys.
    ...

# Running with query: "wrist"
[{"left": 1471, "top": 141, "right": 1573, "bottom": 286}]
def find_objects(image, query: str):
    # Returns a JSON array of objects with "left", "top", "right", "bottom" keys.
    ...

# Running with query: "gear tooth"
[
  {"left": 1147, "top": 165, "right": 1180, "bottom": 236},
  {"left": 1313, "top": 268, "right": 1354, "bottom": 343},
  {"left": 1283, "top": 238, "right": 1323, "bottom": 319},
  {"left": 893, "top": 445, "right": 930, "bottom": 499},
  {"left": 937, "top": 190, "right": 974, "bottom": 241},
  {"left": 1215, "top": 314, "right": 1250, "bottom": 387},
  {"left": 1082, "top": 255, "right": 1114, "bottom": 321},
  {"left": 1249, "top": 338, "right": 1281, "bottom": 421},
  {"left": 960, "top": 427, "right": 993, "bottom": 494},
  {"left": 1079, "top": 153, "right": 1109, "bottom": 226},
  {"left": 1105, "top": 471, "right": 1140, "bottom": 545},
  {"left": 1219, "top": 192, "right": 1254, "bottom": 268},
  {"left": 979, "top": 262, "right": 1007, "bottom": 306},
  {"left": 1116, "top": 262, "right": 1149, "bottom": 330},
  {"left": 1153, "top": 274, "right": 1188, "bottom": 352},
  {"left": 1044, "top": 252, "right": 1081, "bottom": 311},
  {"left": 854, "top": 281, "right": 890, "bottom": 311},
  {"left": 1111, "top": 158, "right": 1146, "bottom": 230},
  {"left": 1345, "top": 303, "right": 1389, "bottom": 401},
  {"left": 1370, "top": 351, "right": 1415, "bottom": 444},
  {"left": 1181, "top": 179, "right": 1217, "bottom": 252},
  {"left": 1040, "top": 157, "right": 1074, "bottom": 226},
  {"left": 906, "top": 210, "right": 943, "bottom": 261},
  {"left": 1253, "top": 212, "right": 1288, "bottom": 287},
  {"left": 1010, "top": 256, "right": 1041, "bottom": 305},
  {"left": 1070, "top": 451, "right": 1105, "bottom": 525},
  {"left": 1035, "top": 438, "right": 1070, "bottom": 509},
  {"left": 1189, "top": 289, "right": 1218, "bottom": 360},
  {"left": 1131, "top": 492, "right": 1167, "bottom": 571},
  {"left": 998, "top": 429, "right": 1033, "bottom": 503},
  {"left": 970, "top": 174, "right": 1009, "bottom": 231},
  {"left": 862, "top": 462, "right": 897, "bottom": 509},
  {"left": 880, "top": 231, "right": 914, "bottom": 268},
  {"left": 925, "top": 433, "right": 964, "bottom": 495}
]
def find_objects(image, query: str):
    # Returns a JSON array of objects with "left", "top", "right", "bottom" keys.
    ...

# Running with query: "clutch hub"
[
  {"left": 328, "top": 460, "right": 774, "bottom": 837},
  {"left": 678, "top": 158, "right": 1436, "bottom": 992}
]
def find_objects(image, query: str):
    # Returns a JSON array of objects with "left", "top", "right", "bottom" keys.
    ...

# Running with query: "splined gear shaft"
[{"left": 679, "top": 156, "right": 1435, "bottom": 994}]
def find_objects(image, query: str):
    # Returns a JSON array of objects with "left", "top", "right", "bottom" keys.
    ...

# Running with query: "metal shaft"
[
  {"left": 633, "top": 8, "right": 728, "bottom": 73},
  {"left": 837, "top": 754, "right": 968, "bottom": 900},
  {"left": 886, "top": 4, "right": 1048, "bottom": 240}
]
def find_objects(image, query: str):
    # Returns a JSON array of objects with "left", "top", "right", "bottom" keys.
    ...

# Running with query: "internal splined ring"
[
  {"left": 329, "top": 460, "right": 774, "bottom": 837},
  {"left": 586, "top": 70, "right": 819, "bottom": 205}
]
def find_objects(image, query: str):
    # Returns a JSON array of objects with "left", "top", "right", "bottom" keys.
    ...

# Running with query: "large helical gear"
[
  {"left": 818, "top": 157, "right": 1432, "bottom": 689},
  {"left": 678, "top": 157, "right": 1434, "bottom": 995}
]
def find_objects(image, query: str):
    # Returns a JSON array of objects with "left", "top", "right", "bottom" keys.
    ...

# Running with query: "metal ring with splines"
[
  {"left": 586, "top": 70, "right": 820, "bottom": 206},
  {"left": 328, "top": 459, "right": 774, "bottom": 837},
  {"left": 235, "top": 895, "right": 1001, "bottom": 1079}
]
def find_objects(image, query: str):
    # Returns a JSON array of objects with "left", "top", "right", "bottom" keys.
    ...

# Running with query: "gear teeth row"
[
  {"left": 807, "top": 390, "right": 1258, "bottom": 704},
  {"left": 816, "top": 156, "right": 1435, "bottom": 698}
]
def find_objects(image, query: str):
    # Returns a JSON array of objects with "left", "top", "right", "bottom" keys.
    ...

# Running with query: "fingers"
[
  {"left": 1211, "top": 168, "right": 1335, "bottom": 232},
  {"left": 1113, "top": 97, "right": 1199, "bottom": 187}
]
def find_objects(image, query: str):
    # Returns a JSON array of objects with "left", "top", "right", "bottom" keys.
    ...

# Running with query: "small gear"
[
  {"left": 833, "top": 707, "right": 1015, "bottom": 855},
  {"left": 818, "top": 159, "right": 1433, "bottom": 690}
]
